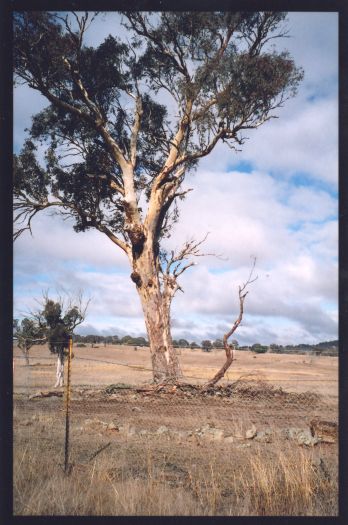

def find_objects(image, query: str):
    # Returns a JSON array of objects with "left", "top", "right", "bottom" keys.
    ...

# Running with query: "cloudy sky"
[{"left": 13, "top": 11, "right": 338, "bottom": 345}]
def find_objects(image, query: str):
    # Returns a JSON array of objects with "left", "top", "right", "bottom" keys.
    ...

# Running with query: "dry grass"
[
  {"left": 13, "top": 411, "right": 338, "bottom": 516},
  {"left": 13, "top": 345, "right": 338, "bottom": 516},
  {"left": 13, "top": 344, "right": 338, "bottom": 398},
  {"left": 238, "top": 447, "right": 337, "bottom": 516}
]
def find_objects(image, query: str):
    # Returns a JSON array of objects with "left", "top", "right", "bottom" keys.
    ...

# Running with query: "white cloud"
[
  {"left": 286, "top": 12, "right": 338, "bottom": 93},
  {"left": 169, "top": 169, "right": 337, "bottom": 267},
  {"left": 14, "top": 212, "right": 130, "bottom": 273},
  {"left": 13, "top": 85, "right": 48, "bottom": 151},
  {"left": 237, "top": 98, "right": 338, "bottom": 184},
  {"left": 13, "top": 12, "right": 338, "bottom": 345}
]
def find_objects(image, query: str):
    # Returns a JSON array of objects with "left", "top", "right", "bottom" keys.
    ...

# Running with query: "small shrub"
[{"left": 251, "top": 344, "right": 268, "bottom": 354}]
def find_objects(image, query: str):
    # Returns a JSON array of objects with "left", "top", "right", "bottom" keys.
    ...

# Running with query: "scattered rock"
[
  {"left": 311, "top": 456, "right": 323, "bottom": 468},
  {"left": 132, "top": 406, "right": 142, "bottom": 413},
  {"left": 205, "top": 428, "right": 224, "bottom": 441},
  {"left": 193, "top": 423, "right": 224, "bottom": 441},
  {"left": 236, "top": 443, "right": 251, "bottom": 449},
  {"left": 311, "top": 457, "right": 331, "bottom": 480},
  {"left": 224, "top": 436, "right": 235, "bottom": 443},
  {"left": 125, "top": 425, "right": 136, "bottom": 436},
  {"left": 285, "top": 427, "right": 319, "bottom": 447},
  {"left": 254, "top": 429, "right": 273, "bottom": 443},
  {"left": 232, "top": 433, "right": 245, "bottom": 440},
  {"left": 175, "top": 430, "right": 188, "bottom": 439},
  {"left": 106, "top": 422, "right": 119, "bottom": 432},
  {"left": 245, "top": 424, "right": 257, "bottom": 439},
  {"left": 157, "top": 425, "right": 169, "bottom": 435},
  {"left": 201, "top": 423, "right": 215, "bottom": 432},
  {"left": 310, "top": 418, "right": 337, "bottom": 443},
  {"left": 84, "top": 418, "right": 108, "bottom": 430}
]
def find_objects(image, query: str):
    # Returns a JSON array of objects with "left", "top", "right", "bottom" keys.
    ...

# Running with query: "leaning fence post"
[{"left": 64, "top": 335, "right": 73, "bottom": 474}]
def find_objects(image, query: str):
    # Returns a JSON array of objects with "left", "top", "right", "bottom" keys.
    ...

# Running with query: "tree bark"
[
  {"left": 132, "top": 247, "right": 181, "bottom": 383},
  {"left": 21, "top": 346, "right": 30, "bottom": 366},
  {"left": 138, "top": 282, "right": 181, "bottom": 382},
  {"left": 54, "top": 352, "right": 64, "bottom": 387}
]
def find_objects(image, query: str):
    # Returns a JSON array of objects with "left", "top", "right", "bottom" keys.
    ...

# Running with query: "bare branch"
[
  {"left": 202, "top": 257, "right": 258, "bottom": 389},
  {"left": 13, "top": 199, "right": 74, "bottom": 240},
  {"left": 130, "top": 94, "right": 143, "bottom": 167},
  {"left": 86, "top": 173, "right": 125, "bottom": 196},
  {"left": 96, "top": 224, "right": 131, "bottom": 256},
  {"left": 174, "top": 128, "right": 227, "bottom": 169},
  {"left": 124, "top": 13, "right": 191, "bottom": 81}
]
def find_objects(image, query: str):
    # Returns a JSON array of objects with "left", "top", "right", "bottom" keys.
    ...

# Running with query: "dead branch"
[
  {"left": 162, "top": 233, "right": 225, "bottom": 278},
  {"left": 88, "top": 442, "right": 111, "bottom": 462},
  {"left": 202, "top": 257, "right": 257, "bottom": 389}
]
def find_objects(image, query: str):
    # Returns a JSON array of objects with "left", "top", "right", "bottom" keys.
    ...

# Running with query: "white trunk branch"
[{"left": 54, "top": 353, "right": 65, "bottom": 388}]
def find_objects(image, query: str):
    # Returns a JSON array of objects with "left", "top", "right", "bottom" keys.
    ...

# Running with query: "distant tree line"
[
  {"left": 73, "top": 334, "right": 149, "bottom": 347},
  {"left": 72, "top": 335, "right": 338, "bottom": 356},
  {"left": 15, "top": 325, "right": 338, "bottom": 357}
]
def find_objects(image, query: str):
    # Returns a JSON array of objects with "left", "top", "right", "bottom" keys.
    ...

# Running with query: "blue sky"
[{"left": 13, "top": 12, "right": 338, "bottom": 345}]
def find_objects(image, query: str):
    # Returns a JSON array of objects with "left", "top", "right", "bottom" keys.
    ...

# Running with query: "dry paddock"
[{"left": 13, "top": 344, "right": 338, "bottom": 516}]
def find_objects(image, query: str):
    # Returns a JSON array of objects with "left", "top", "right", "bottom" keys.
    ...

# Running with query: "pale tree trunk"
[
  {"left": 132, "top": 247, "right": 181, "bottom": 383},
  {"left": 21, "top": 346, "right": 30, "bottom": 366},
  {"left": 138, "top": 281, "right": 181, "bottom": 383},
  {"left": 54, "top": 352, "right": 65, "bottom": 387}
]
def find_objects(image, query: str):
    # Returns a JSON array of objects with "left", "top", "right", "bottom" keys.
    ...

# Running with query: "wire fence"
[{"left": 13, "top": 341, "right": 339, "bottom": 515}]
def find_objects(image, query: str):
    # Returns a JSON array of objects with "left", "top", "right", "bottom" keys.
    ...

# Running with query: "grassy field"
[
  {"left": 13, "top": 344, "right": 338, "bottom": 516},
  {"left": 13, "top": 343, "right": 338, "bottom": 396}
]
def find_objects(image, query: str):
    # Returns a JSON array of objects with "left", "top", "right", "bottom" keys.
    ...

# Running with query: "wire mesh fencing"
[{"left": 13, "top": 342, "right": 339, "bottom": 516}]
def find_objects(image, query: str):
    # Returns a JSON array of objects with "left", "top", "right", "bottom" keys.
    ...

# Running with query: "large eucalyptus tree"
[{"left": 13, "top": 11, "right": 303, "bottom": 382}]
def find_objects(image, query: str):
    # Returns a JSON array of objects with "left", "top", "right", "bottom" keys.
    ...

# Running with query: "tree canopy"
[
  {"left": 13, "top": 11, "right": 303, "bottom": 382},
  {"left": 39, "top": 299, "right": 81, "bottom": 354},
  {"left": 201, "top": 339, "right": 212, "bottom": 351},
  {"left": 14, "top": 11, "right": 303, "bottom": 247}
]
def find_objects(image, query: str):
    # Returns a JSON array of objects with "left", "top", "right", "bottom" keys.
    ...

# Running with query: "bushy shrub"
[{"left": 251, "top": 343, "right": 268, "bottom": 354}]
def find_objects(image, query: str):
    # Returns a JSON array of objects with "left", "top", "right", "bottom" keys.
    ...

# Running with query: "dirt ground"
[{"left": 13, "top": 344, "right": 338, "bottom": 516}]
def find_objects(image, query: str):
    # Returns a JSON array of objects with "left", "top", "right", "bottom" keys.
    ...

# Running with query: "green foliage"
[
  {"left": 132, "top": 336, "right": 148, "bottom": 346},
  {"left": 13, "top": 11, "right": 303, "bottom": 243},
  {"left": 251, "top": 343, "right": 268, "bottom": 353},
  {"left": 14, "top": 292, "right": 86, "bottom": 362},
  {"left": 14, "top": 317, "right": 44, "bottom": 354},
  {"left": 269, "top": 343, "right": 283, "bottom": 353},
  {"left": 119, "top": 335, "right": 149, "bottom": 346},
  {"left": 40, "top": 298, "right": 84, "bottom": 355},
  {"left": 213, "top": 339, "right": 224, "bottom": 349},
  {"left": 201, "top": 340, "right": 212, "bottom": 352}
]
